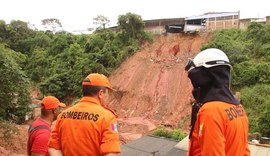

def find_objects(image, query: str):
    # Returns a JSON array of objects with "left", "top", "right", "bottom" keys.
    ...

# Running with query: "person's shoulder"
[
  {"left": 30, "top": 124, "right": 51, "bottom": 137},
  {"left": 31, "top": 118, "right": 50, "bottom": 127},
  {"left": 203, "top": 101, "right": 230, "bottom": 108},
  {"left": 200, "top": 101, "right": 229, "bottom": 113},
  {"left": 102, "top": 106, "right": 118, "bottom": 118}
]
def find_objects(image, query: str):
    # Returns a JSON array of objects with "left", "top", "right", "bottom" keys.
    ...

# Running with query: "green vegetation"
[
  {"left": 0, "top": 14, "right": 269, "bottom": 139},
  {"left": 0, "top": 43, "right": 31, "bottom": 123},
  {"left": 153, "top": 127, "right": 187, "bottom": 141},
  {"left": 0, "top": 13, "right": 151, "bottom": 124},
  {"left": 203, "top": 22, "right": 270, "bottom": 137}
]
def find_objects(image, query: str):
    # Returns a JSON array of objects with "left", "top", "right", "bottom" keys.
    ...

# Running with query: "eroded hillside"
[
  {"left": 107, "top": 33, "right": 212, "bottom": 141},
  {"left": 0, "top": 33, "right": 211, "bottom": 155}
]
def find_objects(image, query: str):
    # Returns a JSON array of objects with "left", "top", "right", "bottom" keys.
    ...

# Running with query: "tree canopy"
[
  {"left": 0, "top": 18, "right": 150, "bottom": 123},
  {"left": 42, "top": 18, "right": 63, "bottom": 34},
  {"left": 118, "top": 12, "right": 145, "bottom": 40},
  {"left": 93, "top": 15, "right": 110, "bottom": 30},
  {"left": 0, "top": 43, "right": 30, "bottom": 123}
]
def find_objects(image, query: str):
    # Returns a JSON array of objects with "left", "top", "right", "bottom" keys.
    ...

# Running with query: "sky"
[{"left": 1, "top": 0, "right": 269, "bottom": 33}]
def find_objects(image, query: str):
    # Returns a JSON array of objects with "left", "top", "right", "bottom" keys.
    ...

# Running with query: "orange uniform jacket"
[
  {"left": 187, "top": 101, "right": 250, "bottom": 156},
  {"left": 48, "top": 97, "right": 121, "bottom": 156}
]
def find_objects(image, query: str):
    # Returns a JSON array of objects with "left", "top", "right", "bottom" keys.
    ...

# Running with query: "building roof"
[
  {"left": 120, "top": 135, "right": 186, "bottom": 156},
  {"left": 186, "top": 12, "right": 239, "bottom": 20},
  {"left": 144, "top": 18, "right": 185, "bottom": 23}
]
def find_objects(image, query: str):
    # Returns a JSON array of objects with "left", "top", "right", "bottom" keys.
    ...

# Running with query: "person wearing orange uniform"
[
  {"left": 48, "top": 73, "right": 121, "bottom": 156},
  {"left": 185, "top": 48, "right": 250, "bottom": 156}
]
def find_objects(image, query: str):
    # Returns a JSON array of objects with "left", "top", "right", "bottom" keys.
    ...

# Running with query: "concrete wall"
[
  {"left": 144, "top": 18, "right": 185, "bottom": 34},
  {"left": 266, "top": 16, "right": 270, "bottom": 24},
  {"left": 144, "top": 26, "right": 165, "bottom": 34},
  {"left": 207, "top": 17, "right": 239, "bottom": 30},
  {"left": 239, "top": 19, "right": 252, "bottom": 29}
]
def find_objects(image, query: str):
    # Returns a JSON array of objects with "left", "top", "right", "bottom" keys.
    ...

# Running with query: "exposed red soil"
[
  {"left": 0, "top": 33, "right": 211, "bottom": 154},
  {"left": 108, "top": 33, "right": 211, "bottom": 142},
  {"left": 0, "top": 124, "right": 29, "bottom": 156}
]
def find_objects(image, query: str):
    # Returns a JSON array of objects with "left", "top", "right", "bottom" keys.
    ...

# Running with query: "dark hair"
[
  {"left": 83, "top": 85, "right": 107, "bottom": 96},
  {"left": 41, "top": 104, "right": 54, "bottom": 116}
]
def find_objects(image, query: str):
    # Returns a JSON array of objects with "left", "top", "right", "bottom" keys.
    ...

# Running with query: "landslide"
[
  {"left": 107, "top": 33, "right": 212, "bottom": 141},
  {"left": 0, "top": 33, "right": 211, "bottom": 155}
]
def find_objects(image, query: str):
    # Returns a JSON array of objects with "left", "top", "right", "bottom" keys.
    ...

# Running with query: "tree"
[
  {"left": 5, "top": 20, "right": 36, "bottom": 54},
  {"left": 0, "top": 20, "right": 8, "bottom": 42},
  {"left": 93, "top": 15, "right": 110, "bottom": 30},
  {"left": 117, "top": 12, "right": 145, "bottom": 39},
  {"left": 25, "top": 49, "right": 50, "bottom": 82},
  {"left": 39, "top": 43, "right": 90, "bottom": 99},
  {"left": 42, "top": 18, "right": 63, "bottom": 34},
  {"left": 47, "top": 33, "right": 75, "bottom": 56},
  {"left": 0, "top": 44, "right": 31, "bottom": 123}
]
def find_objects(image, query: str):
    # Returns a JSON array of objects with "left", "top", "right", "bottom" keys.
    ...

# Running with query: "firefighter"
[
  {"left": 48, "top": 73, "right": 121, "bottom": 156},
  {"left": 185, "top": 48, "right": 250, "bottom": 156}
]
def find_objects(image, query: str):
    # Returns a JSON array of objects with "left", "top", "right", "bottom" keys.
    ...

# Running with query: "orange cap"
[
  {"left": 82, "top": 73, "right": 114, "bottom": 91},
  {"left": 42, "top": 96, "right": 66, "bottom": 109}
]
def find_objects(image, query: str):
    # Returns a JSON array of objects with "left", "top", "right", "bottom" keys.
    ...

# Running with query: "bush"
[
  {"left": 152, "top": 127, "right": 187, "bottom": 141},
  {"left": 153, "top": 127, "right": 171, "bottom": 138},
  {"left": 258, "top": 107, "right": 270, "bottom": 137},
  {"left": 203, "top": 23, "right": 270, "bottom": 137},
  {"left": 170, "top": 129, "right": 186, "bottom": 141},
  {"left": 241, "top": 84, "right": 270, "bottom": 135}
]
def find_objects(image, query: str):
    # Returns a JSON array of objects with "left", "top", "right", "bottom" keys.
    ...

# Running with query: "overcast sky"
[{"left": 1, "top": 0, "right": 269, "bottom": 32}]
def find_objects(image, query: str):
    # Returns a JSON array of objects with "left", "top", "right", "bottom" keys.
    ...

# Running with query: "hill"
[
  {"left": 0, "top": 33, "right": 211, "bottom": 155},
  {"left": 107, "top": 33, "right": 211, "bottom": 141}
]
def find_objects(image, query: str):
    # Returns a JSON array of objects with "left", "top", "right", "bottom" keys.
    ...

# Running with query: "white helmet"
[{"left": 185, "top": 48, "right": 231, "bottom": 72}]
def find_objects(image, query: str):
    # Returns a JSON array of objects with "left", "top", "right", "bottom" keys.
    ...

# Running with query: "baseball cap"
[
  {"left": 82, "top": 73, "right": 114, "bottom": 91},
  {"left": 42, "top": 96, "right": 66, "bottom": 109}
]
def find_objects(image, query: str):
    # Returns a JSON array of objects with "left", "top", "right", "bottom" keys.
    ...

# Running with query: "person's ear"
[
  {"left": 52, "top": 108, "right": 57, "bottom": 114},
  {"left": 41, "top": 104, "right": 45, "bottom": 109},
  {"left": 98, "top": 89, "right": 103, "bottom": 99}
]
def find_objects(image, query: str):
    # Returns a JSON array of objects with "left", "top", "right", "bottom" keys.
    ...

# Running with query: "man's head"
[
  {"left": 185, "top": 48, "right": 240, "bottom": 104},
  {"left": 82, "top": 73, "right": 114, "bottom": 105},
  {"left": 185, "top": 48, "right": 231, "bottom": 72},
  {"left": 185, "top": 48, "right": 232, "bottom": 98},
  {"left": 41, "top": 96, "right": 66, "bottom": 120}
]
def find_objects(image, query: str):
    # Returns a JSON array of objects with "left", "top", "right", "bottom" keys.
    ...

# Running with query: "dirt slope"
[
  {"left": 108, "top": 33, "right": 211, "bottom": 141},
  {"left": 0, "top": 33, "right": 211, "bottom": 155}
]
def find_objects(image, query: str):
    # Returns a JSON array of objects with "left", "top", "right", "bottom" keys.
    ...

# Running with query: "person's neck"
[
  {"left": 84, "top": 96, "right": 103, "bottom": 106},
  {"left": 40, "top": 115, "right": 53, "bottom": 125}
]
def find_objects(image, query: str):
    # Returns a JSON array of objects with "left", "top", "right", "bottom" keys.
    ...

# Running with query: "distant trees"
[
  {"left": 42, "top": 18, "right": 63, "bottom": 33},
  {"left": 0, "top": 20, "right": 8, "bottom": 42},
  {"left": 118, "top": 12, "right": 145, "bottom": 39},
  {"left": 0, "top": 15, "right": 151, "bottom": 123},
  {"left": 93, "top": 15, "right": 110, "bottom": 30},
  {"left": 4, "top": 20, "right": 36, "bottom": 54}
]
